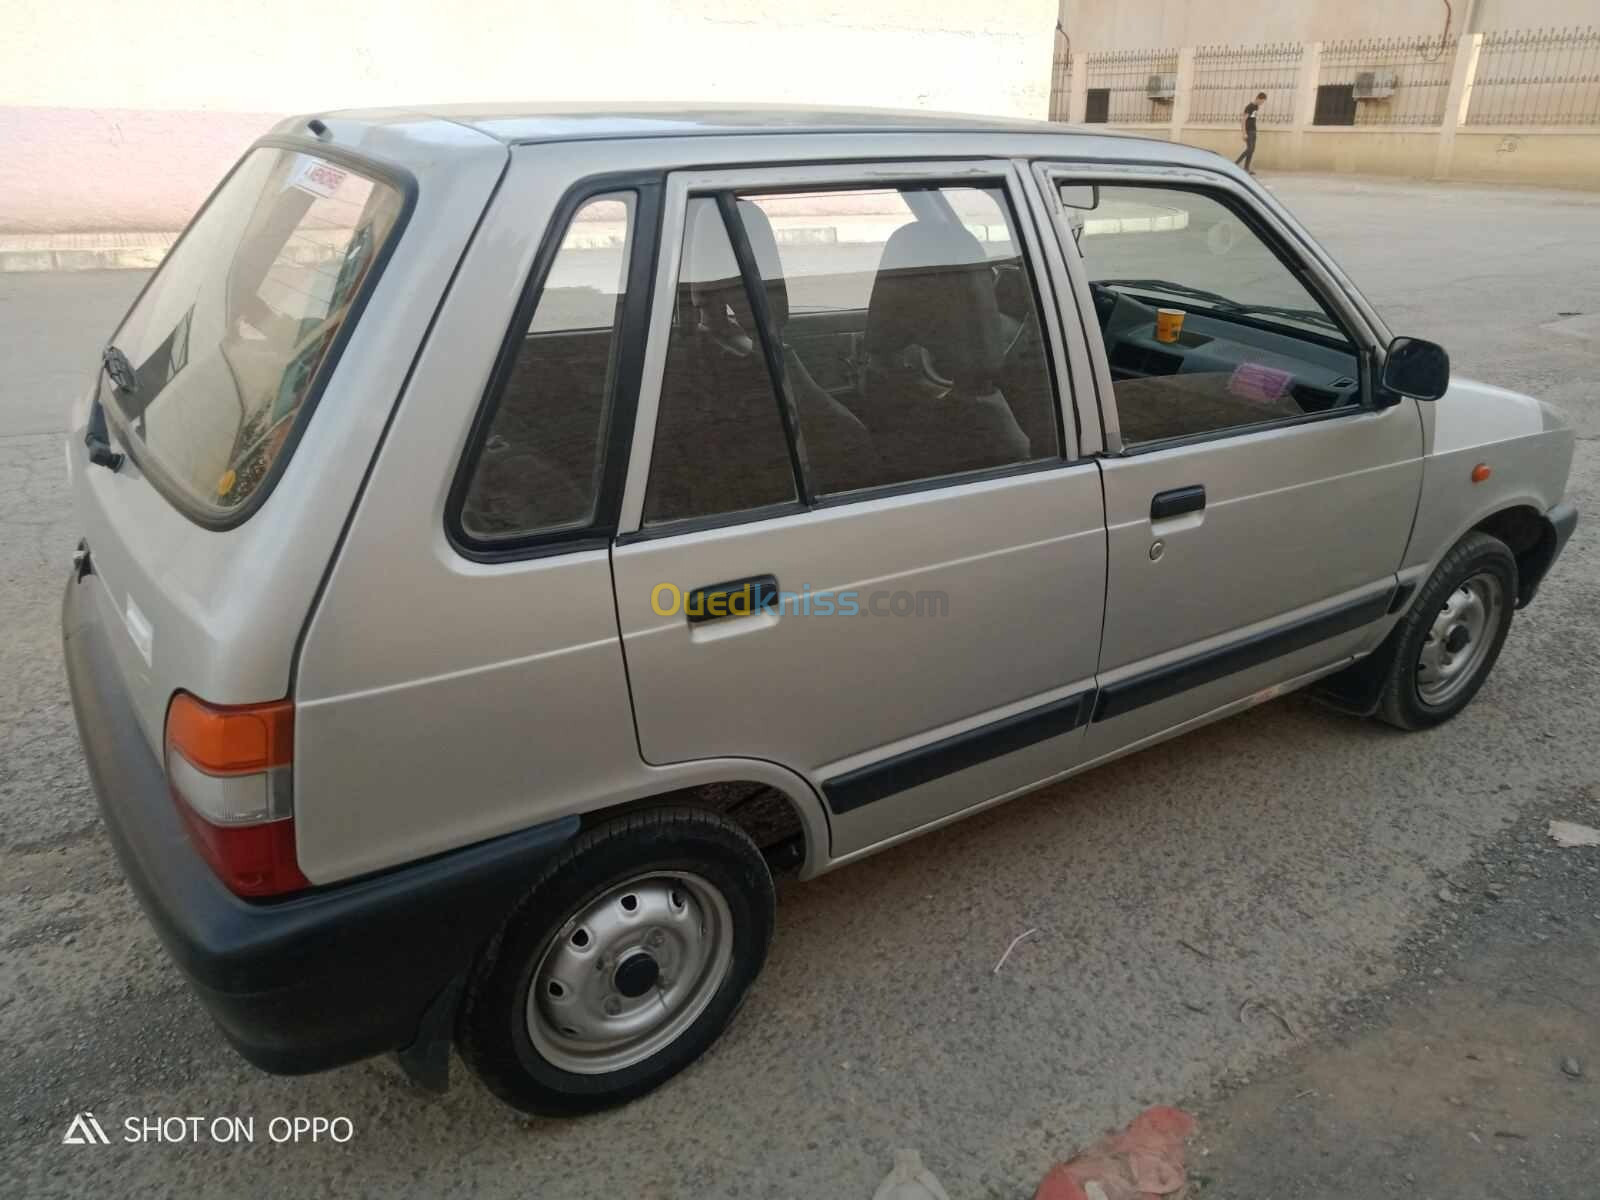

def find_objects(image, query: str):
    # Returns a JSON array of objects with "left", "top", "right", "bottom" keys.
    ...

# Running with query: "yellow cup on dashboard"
[{"left": 1156, "top": 308, "right": 1185, "bottom": 343}]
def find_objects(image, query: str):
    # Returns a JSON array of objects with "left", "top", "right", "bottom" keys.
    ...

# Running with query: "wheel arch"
[
  {"left": 1472, "top": 503, "right": 1563, "bottom": 607},
  {"left": 574, "top": 757, "right": 831, "bottom": 880}
]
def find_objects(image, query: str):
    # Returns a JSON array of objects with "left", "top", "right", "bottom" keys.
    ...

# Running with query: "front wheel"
[
  {"left": 458, "top": 808, "right": 775, "bottom": 1116},
  {"left": 1377, "top": 531, "right": 1517, "bottom": 731}
]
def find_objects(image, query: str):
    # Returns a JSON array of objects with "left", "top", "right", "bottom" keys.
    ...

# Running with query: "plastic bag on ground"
[
  {"left": 1033, "top": 1106, "right": 1197, "bottom": 1200},
  {"left": 873, "top": 1149, "right": 952, "bottom": 1200}
]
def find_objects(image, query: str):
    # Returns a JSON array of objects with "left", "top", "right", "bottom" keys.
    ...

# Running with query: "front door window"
[{"left": 1068, "top": 183, "right": 1362, "bottom": 446}]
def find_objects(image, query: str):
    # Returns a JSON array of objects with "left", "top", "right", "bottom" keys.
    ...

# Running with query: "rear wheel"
[
  {"left": 1377, "top": 531, "right": 1517, "bottom": 730},
  {"left": 458, "top": 808, "right": 775, "bottom": 1116}
]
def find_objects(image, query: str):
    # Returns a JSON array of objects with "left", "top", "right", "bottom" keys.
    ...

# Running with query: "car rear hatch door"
[{"left": 69, "top": 142, "right": 420, "bottom": 758}]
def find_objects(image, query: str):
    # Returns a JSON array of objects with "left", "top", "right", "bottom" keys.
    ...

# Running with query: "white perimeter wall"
[{"left": 2, "top": 0, "right": 1057, "bottom": 232}]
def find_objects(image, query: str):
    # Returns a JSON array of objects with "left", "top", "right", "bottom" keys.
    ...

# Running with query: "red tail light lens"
[{"left": 164, "top": 693, "right": 309, "bottom": 897}]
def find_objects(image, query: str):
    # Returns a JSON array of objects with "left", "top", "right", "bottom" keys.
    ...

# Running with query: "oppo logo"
[{"left": 60, "top": 1111, "right": 355, "bottom": 1145}]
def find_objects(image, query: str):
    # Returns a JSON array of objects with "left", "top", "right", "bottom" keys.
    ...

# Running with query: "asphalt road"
[{"left": 2, "top": 173, "right": 1597, "bottom": 1199}]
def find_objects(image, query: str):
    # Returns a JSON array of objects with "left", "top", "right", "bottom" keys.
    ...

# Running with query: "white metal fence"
[
  {"left": 1083, "top": 47, "right": 1180, "bottom": 125},
  {"left": 1466, "top": 27, "right": 1600, "bottom": 126},
  {"left": 1051, "top": 25, "right": 1600, "bottom": 132},
  {"left": 1317, "top": 35, "right": 1455, "bottom": 126},
  {"left": 1049, "top": 27, "right": 1072, "bottom": 122},
  {"left": 1190, "top": 43, "right": 1301, "bottom": 125}
]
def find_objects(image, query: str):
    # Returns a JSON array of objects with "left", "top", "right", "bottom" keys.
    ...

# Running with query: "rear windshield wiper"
[
  {"left": 87, "top": 345, "right": 132, "bottom": 471},
  {"left": 101, "top": 344, "right": 138, "bottom": 395}
]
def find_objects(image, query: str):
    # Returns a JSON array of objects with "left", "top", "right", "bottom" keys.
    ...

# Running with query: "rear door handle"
[
  {"left": 1151, "top": 485, "right": 1206, "bottom": 520},
  {"left": 686, "top": 575, "right": 778, "bottom": 624}
]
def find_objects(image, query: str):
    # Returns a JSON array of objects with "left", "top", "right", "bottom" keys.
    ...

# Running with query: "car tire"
[
  {"left": 458, "top": 807, "right": 775, "bottom": 1116},
  {"left": 1376, "top": 531, "right": 1517, "bottom": 731}
]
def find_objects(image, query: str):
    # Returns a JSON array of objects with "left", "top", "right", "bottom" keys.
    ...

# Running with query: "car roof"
[{"left": 314, "top": 101, "right": 1146, "bottom": 147}]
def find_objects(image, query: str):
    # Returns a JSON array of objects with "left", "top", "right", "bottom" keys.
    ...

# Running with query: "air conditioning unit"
[
  {"left": 1146, "top": 73, "right": 1177, "bottom": 101},
  {"left": 1353, "top": 70, "right": 1398, "bottom": 100}
]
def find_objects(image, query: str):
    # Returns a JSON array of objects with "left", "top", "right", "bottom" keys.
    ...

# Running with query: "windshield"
[
  {"left": 1074, "top": 184, "right": 1353, "bottom": 344},
  {"left": 103, "top": 147, "right": 405, "bottom": 520}
]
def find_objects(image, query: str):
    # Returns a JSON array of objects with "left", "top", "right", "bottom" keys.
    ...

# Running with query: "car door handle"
[
  {"left": 685, "top": 575, "right": 779, "bottom": 624},
  {"left": 1150, "top": 485, "right": 1206, "bottom": 520}
]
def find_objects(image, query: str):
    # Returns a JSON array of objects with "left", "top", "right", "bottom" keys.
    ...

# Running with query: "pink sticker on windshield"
[{"left": 1229, "top": 362, "right": 1293, "bottom": 405}]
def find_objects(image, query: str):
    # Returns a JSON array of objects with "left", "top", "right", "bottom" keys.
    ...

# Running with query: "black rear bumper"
[{"left": 62, "top": 571, "right": 577, "bottom": 1075}]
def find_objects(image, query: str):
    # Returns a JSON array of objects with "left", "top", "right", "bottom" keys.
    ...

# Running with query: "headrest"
[
  {"left": 683, "top": 198, "right": 743, "bottom": 306},
  {"left": 865, "top": 220, "right": 1003, "bottom": 388},
  {"left": 680, "top": 197, "right": 789, "bottom": 335},
  {"left": 735, "top": 200, "right": 789, "bottom": 331}
]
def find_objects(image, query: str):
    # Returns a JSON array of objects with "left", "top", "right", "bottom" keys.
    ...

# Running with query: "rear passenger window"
[
  {"left": 459, "top": 193, "right": 633, "bottom": 541},
  {"left": 739, "top": 185, "right": 1059, "bottom": 493},
  {"left": 643, "top": 182, "right": 1060, "bottom": 525}
]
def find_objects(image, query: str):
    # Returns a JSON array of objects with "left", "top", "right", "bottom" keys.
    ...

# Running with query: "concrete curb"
[{"left": 0, "top": 232, "right": 178, "bottom": 273}]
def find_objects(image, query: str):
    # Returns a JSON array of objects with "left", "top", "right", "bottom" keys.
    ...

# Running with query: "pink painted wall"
[{"left": 0, "top": 107, "right": 282, "bottom": 233}]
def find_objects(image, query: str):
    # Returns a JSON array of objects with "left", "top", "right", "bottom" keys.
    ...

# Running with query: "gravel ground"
[
  {"left": 1194, "top": 786, "right": 1600, "bottom": 1196},
  {"left": 1, "top": 173, "right": 1597, "bottom": 1199}
]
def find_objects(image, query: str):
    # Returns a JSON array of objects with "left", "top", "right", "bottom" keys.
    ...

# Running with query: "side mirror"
[
  {"left": 1058, "top": 184, "right": 1100, "bottom": 211},
  {"left": 1382, "top": 336, "right": 1450, "bottom": 401}
]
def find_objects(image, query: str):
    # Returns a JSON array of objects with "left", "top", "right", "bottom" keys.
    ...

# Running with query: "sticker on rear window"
[{"left": 287, "top": 155, "right": 349, "bottom": 200}]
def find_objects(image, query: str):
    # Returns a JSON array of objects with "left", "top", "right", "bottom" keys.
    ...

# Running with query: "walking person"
[{"left": 1236, "top": 91, "right": 1266, "bottom": 173}]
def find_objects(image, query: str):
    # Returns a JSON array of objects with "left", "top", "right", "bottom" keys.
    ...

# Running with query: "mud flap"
[
  {"left": 394, "top": 975, "right": 464, "bottom": 1093},
  {"left": 1313, "top": 612, "right": 1410, "bottom": 717}
]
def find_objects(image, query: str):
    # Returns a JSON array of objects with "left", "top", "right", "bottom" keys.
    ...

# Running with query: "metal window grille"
[
  {"left": 1084, "top": 47, "right": 1182, "bottom": 125},
  {"left": 1190, "top": 43, "right": 1302, "bottom": 125},
  {"left": 1318, "top": 36, "right": 1455, "bottom": 126},
  {"left": 1466, "top": 26, "right": 1600, "bottom": 127}
]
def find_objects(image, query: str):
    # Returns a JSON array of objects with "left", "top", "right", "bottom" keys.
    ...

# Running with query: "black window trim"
[
  {"left": 625, "top": 170, "right": 1080, "bottom": 542},
  {"left": 1059, "top": 175, "right": 1385, "bottom": 458},
  {"left": 446, "top": 170, "right": 665, "bottom": 563},
  {"left": 98, "top": 135, "right": 419, "bottom": 532}
]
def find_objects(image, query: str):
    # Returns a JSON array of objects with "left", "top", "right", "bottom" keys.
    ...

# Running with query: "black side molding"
[
  {"left": 1094, "top": 589, "right": 1395, "bottom": 722},
  {"left": 822, "top": 588, "right": 1401, "bottom": 815},
  {"left": 824, "top": 690, "right": 1094, "bottom": 815}
]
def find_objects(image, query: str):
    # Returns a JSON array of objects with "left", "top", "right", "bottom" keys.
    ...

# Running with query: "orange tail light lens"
[{"left": 164, "top": 693, "right": 309, "bottom": 898}]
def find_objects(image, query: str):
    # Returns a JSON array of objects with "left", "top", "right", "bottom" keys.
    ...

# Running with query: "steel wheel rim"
[
  {"left": 1416, "top": 571, "right": 1504, "bottom": 706},
  {"left": 526, "top": 871, "right": 734, "bottom": 1075}
]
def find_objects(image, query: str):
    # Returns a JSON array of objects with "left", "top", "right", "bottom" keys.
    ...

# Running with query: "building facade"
[
  {"left": 1053, "top": 0, "right": 1600, "bottom": 187},
  {"left": 1058, "top": 0, "right": 1600, "bottom": 52}
]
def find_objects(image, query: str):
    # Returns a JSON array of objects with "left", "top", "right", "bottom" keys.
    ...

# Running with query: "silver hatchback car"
[{"left": 63, "top": 104, "right": 1577, "bottom": 1115}]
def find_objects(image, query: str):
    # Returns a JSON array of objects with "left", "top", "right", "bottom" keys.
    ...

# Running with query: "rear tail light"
[{"left": 164, "top": 693, "right": 310, "bottom": 897}]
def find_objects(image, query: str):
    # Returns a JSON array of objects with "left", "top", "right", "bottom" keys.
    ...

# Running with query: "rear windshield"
[{"left": 103, "top": 147, "right": 405, "bottom": 520}]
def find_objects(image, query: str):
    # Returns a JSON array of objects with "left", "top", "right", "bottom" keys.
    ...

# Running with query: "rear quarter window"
[{"left": 102, "top": 147, "right": 407, "bottom": 523}]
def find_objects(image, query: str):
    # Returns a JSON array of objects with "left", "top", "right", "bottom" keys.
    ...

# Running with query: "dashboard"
[{"left": 1090, "top": 285, "right": 1363, "bottom": 445}]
